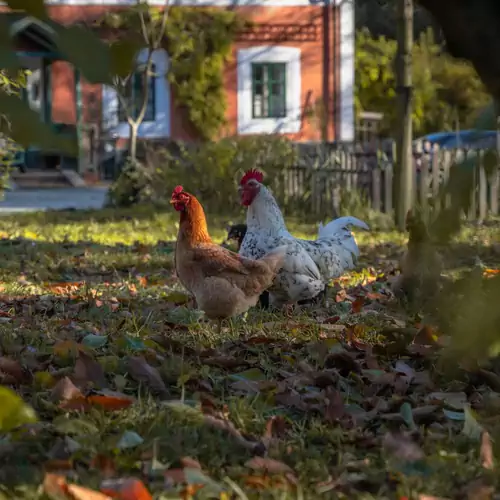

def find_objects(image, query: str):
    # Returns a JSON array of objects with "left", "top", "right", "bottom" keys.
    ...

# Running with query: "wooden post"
[{"left": 395, "top": 0, "right": 414, "bottom": 230}]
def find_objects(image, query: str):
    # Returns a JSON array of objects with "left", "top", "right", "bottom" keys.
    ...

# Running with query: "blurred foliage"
[
  {"left": 356, "top": 0, "right": 440, "bottom": 41},
  {"left": 106, "top": 136, "right": 297, "bottom": 214},
  {"left": 356, "top": 28, "right": 490, "bottom": 136},
  {"left": 0, "top": 69, "right": 26, "bottom": 195},
  {"left": 96, "top": 6, "right": 245, "bottom": 141},
  {"left": 0, "top": 0, "right": 138, "bottom": 153}
]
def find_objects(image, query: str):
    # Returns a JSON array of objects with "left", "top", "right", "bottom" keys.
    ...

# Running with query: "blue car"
[{"left": 415, "top": 130, "right": 497, "bottom": 149}]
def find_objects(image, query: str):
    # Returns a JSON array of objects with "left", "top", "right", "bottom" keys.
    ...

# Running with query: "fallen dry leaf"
[
  {"left": 126, "top": 356, "right": 169, "bottom": 399},
  {"left": 59, "top": 394, "right": 134, "bottom": 412},
  {"left": 0, "top": 356, "right": 26, "bottom": 384},
  {"left": 67, "top": 483, "right": 112, "bottom": 500},
  {"left": 480, "top": 431, "right": 494, "bottom": 470},
  {"left": 74, "top": 351, "right": 108, "bottom": 389},
  {"left": 100, "top": 477, "right": 152, "bottom": 500},
  {"left": 51, "top": 376, "right": 83, "bottom": 403},
  {"left": 245, "top": 457, "right": 293, "bottom": 475}
]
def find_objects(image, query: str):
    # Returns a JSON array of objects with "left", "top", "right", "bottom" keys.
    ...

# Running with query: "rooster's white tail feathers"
[
  {"left": 317, "top": 216, "right": 369, "bottom": 261},
  {"left": 317, "top": 216, "right": 369, "bottom": 239}
]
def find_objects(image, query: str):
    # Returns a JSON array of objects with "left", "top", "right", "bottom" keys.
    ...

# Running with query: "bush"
[
  {"left": 106, "top": 136, "right": 297, "bottom": 214},
  {"left": 355, "top": 28, "right": 490, "bottom": 137}
]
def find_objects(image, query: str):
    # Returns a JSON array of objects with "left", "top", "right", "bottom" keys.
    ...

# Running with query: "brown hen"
[{"left": 170, "top": 186, "right": 286, "bottom": 332}]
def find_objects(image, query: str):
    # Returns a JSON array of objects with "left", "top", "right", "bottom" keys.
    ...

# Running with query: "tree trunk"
[
  {"left": 395, "top": 0, "right": 414, "bottom": 230},
  {"left": 129, "top": 123, "right": 139, "bottom": 161}
]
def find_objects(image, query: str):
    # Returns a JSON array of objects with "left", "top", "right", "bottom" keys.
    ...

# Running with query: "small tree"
[{"left": 110, "top": 0, "right": 170, "bottom": 161}]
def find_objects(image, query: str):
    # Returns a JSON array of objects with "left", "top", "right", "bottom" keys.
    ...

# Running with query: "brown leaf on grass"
[
  {"left": 90, "top": 455, "right": 116, "bottom": 479},
  {"left": 245, "top": 457, "right": 293, "bottom": 474},
  {"left": 460, "top": 478, "right": 495, "bottom": 500},
  {"left": 351, "top": 297, "right": 364, "bottom": 313},
  {"left": 126, "top": 356, "right": 169, "bottom": 400},
  {"left": 59, "top": 393, "right": 134, "bottom": 412},
  {"left": 324, "top": 387, "right": 346, "bottom": 423},
  {"left": 200, "top": 355, "right": 249, "bottom": 369},
  {"left": 43, "top": 473, "right": 69, "bottom": 497},
  {"left": 50, "top": 376, "right": 83, "bottom": 403},
  {"left": 324, "top": 352, "right": 360, "bottom": 375},
  {"left": 101, "top": 477, "right": 152, "bottom": 500},
  {"left": 203, "top": 414, "right": 264, "bottom": 454},
  {"left": 0, "top": 356, "right": 28, "bottom": 385},
  {"left": 44, "top": 459, "right": 74, "bottom": 472},
  {"left": 480, "top": 431, "right": 494, "bottom": 470},
  {"left": 74, "top": 351, "right": 108, "bottom": 389},
  {"left": 413, "top": 325, "right": 440, "bottom": 346},
  {"left": 262, "top": 415, "right": 289, "bottom": 449},
  {"left": 46, "top": 281, "right": 84, "bottom": 294},
  {"left": 67, "top": 483, "right": 112, "bottom": 500}
]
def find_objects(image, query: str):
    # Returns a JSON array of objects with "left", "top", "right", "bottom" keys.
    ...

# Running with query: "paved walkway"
[{"left": 0, "top": 187, "right": 108, "bottom": 213}]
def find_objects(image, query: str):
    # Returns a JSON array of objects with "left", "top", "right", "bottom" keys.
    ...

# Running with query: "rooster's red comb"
[
  {"left": 240, "top": 169, "right": 264, "bottom": 186},
  {"left": 173, "top": 185, "right": 184, "bottom": 195}
]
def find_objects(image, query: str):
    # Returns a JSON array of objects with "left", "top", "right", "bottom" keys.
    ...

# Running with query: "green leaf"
[
  {"left": 109, "top": 40, "right": 139, "bottom": 79},
  {"left": 0, "top": 20, "right": 20, "bottom": 71},
  {"left": 0, "top": 386, "right": 37, "bottom": 432},
  {"left": 462, "top": 404, "right": 483, "bottom": 440},
  {"left": 81, "top": 334, "right": 108, "bottom": 349},
  {"left": 52, "top": 416, "right": 99, "bottom": 436},
  {"left": 164, "top": 291, "right": 191, "bottom": 304},
  {"left": 116, "top": 430, "right": 143, "bottom": 449},
  {"left": 400, "top": 402, "right": 417, "bottom": 431},
  {"left": 51, "top": 24, "right": 113, "bottom": 84},
  {"left": 4, "top": 0, "right": 47, "bottom": 18}
]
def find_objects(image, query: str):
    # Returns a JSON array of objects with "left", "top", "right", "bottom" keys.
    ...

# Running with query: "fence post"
[
  {"left": 478, "top": 150, "right": 487, "bottom": 221},
  {"left": 384, "top": 160, "right": 393, "bottom": 214},
  {"left": 372, "top": 165, "right": 382, "bottom": 212},
  {"left": 431, "top": 144, "right": 441, "bottom": 214},
  {"left": 419, "top": 151, "right": 429, "bottom": 220}
]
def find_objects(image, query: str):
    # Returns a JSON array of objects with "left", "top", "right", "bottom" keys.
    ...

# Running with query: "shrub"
[
  {"left": 355, "top": 28, "right": 490, "bottom": 137},
  {"left": 106, "top": 136, "right": 298, "bottom": 214}
]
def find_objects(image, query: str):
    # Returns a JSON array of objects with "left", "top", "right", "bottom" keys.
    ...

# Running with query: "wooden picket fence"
[{"left": 275, "top": 143, "right": 500, "bottom": 220}]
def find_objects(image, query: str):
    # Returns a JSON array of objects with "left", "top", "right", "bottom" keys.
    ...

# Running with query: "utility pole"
[{"left": 395, "top": 0, "right": 414, "bottom": 230}]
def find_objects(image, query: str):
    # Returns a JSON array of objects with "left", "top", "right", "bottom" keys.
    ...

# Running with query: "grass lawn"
[{"left": 0, "top": 207, "right": 499, "bottom": 499}]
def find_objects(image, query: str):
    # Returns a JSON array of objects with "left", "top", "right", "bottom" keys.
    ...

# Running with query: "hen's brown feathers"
[{"left": 172, "top": 189, "right": 284, "bottom": 321}]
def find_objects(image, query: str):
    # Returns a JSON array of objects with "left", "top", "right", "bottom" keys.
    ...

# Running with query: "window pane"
[
  {"left": 269, "top": 95, "right": 286, "bottom": 118},
  {"left": 270, "top": 63, "right": 285, "bottom": 83},
  {"left": 271, "top": 83, "right": 283, "bottom": 96},
  {"left": 253, "top": 95, "right": 263, "bottom": 118},
  {"left": 252, "top": 64, "right": 263, "bottom": 82}
]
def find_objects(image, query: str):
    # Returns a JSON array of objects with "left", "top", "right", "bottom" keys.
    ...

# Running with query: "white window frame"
[
  {"left": 237, "top": 46, "right": 301, "bottom": 135},
  {"left": 101, "top": 48, "right": 170, "bottom": 139}
]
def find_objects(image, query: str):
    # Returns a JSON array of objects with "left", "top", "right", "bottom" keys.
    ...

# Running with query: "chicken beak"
[{"left": 169, "top": 199, "right": 176, "bottom": 205}]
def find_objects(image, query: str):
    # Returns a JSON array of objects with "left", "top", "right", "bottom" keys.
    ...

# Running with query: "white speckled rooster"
[{"left": 238, "top": 169, "right": 370, "bottom": 307}]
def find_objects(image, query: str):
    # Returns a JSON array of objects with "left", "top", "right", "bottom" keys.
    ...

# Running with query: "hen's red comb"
[
  {"left": 173, "top": 185, "right": 184, "bottom": 194},
  {"left": 240, "top": 169, "right": 264, "bottom": 186}
]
